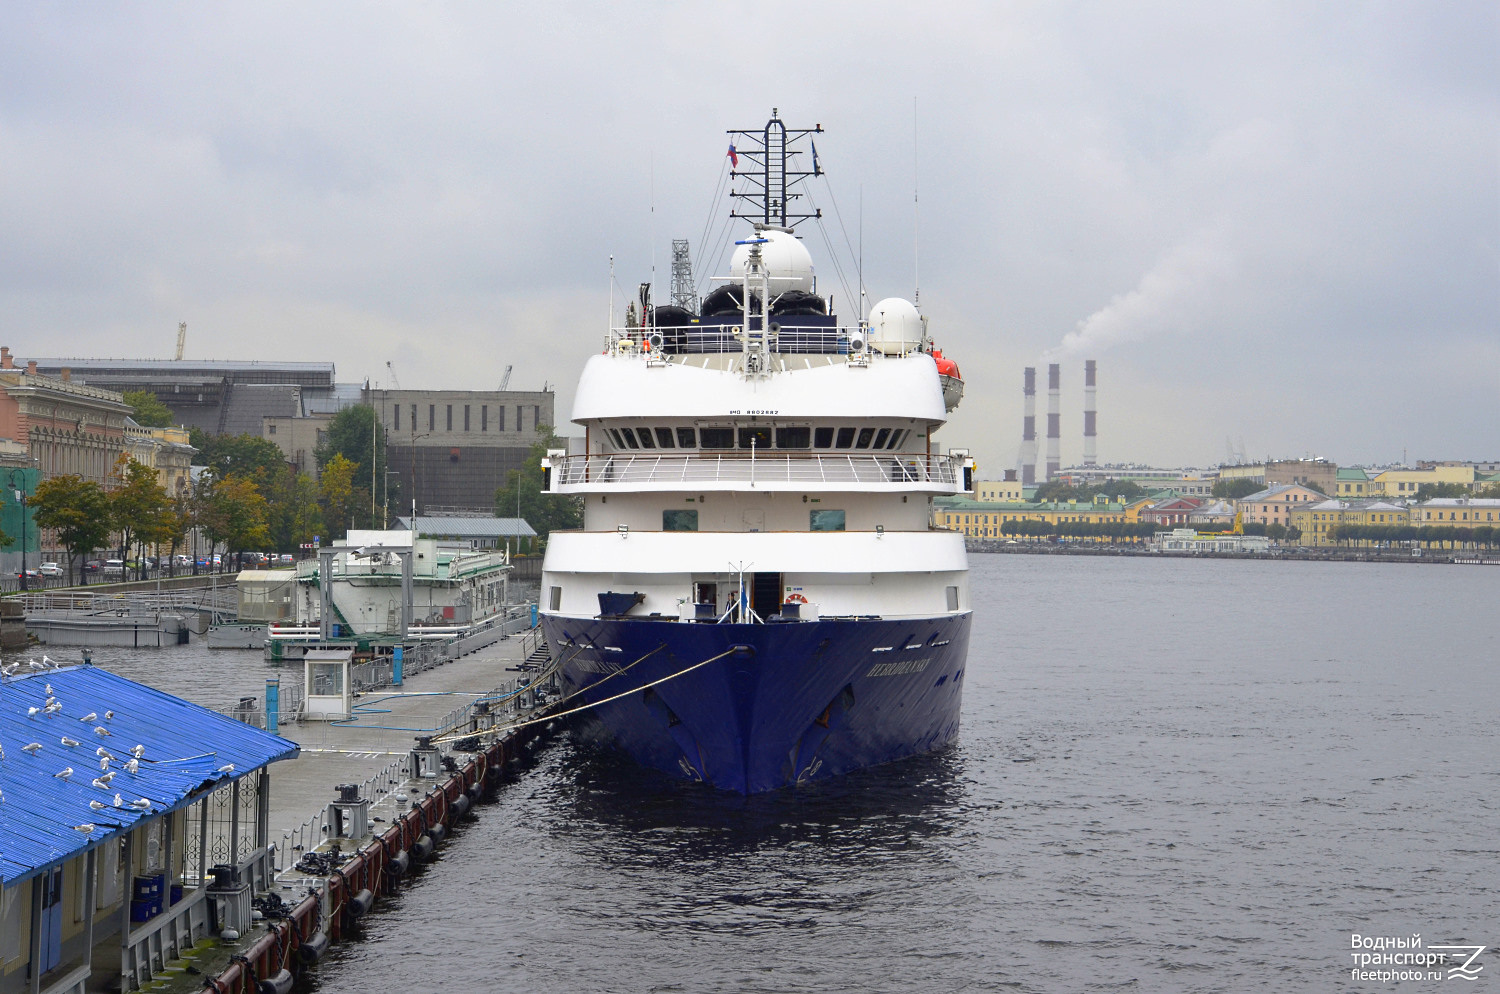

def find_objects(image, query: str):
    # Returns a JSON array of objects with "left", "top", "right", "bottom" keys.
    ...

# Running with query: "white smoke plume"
[{"left": 1051, "top": 231, "right": 1235, "bottom": 358}]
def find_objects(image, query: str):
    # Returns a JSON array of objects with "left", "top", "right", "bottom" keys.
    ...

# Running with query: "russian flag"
[{"left": 727, "top": 144, "right": 738, "bottom": 168}]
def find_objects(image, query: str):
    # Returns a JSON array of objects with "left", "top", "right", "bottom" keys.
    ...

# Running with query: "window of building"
[
  {"left": 549, "top": 585, "right": 562, "bottom": 611},
  {"left": 663, "top": 509, "right": 698, "bottom": 531},
  {"left": 481, "top": 406, "right": 488, "bottom": 431},
  {"left": 395, "top": 406, "right": 401, "bottom": 431},
  {"left": 446, "top": 406, "right": 453, "bottom": 431},
  {"left": 429, "top": 405, "right": 435, "bottom": 431},
  {"left": 676, "top": 427, "right": 697, "bottom": 448},
  {"left": 699, "top": 427, "right": 734, "bottom": 448},
  {"left": 498, "top": 406, "right": 506, "bottom": 432},
  {"left": 464, "top": 405, "right": 471, "bottom": 431},
  {"left": 534, "top": 405, "right": 540, "bottom": 429},
  {"left": 810, "top": 509, "right": 845, "bottom": 531},
  {"left": 654, "top": 428, "right": 675, "bottom": 448},
  {"left": 517, "top": 406, "right": 524, "bottom": 432},
  {"left": 776, "top": 426, "right": 811, "bottom": 449},
  {"left": 267, "top": 424, "right": 277, "bottom": 435}
]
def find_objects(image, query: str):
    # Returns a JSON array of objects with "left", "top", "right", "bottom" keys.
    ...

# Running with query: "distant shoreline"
[{"left": 967, "top": 541, "right": 1500, "bottom": 566}]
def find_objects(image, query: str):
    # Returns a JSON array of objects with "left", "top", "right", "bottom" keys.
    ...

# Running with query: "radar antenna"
[
  {"left": 669, "top": 239, "right": 696, "bottom": 310},
  {"left": 727, "top": 109, "right": 824, "bottom": 229}
]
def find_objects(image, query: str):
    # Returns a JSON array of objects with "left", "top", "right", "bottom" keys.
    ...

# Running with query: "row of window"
[
  {"left": 607, "top": 425, "right": 911, "bottom": 452},
  {"left": 393, "top": 403, "right": 541, "bottom": 434},
  {"left": 662, "top": 509, "right": 846, "bottom": 531}
]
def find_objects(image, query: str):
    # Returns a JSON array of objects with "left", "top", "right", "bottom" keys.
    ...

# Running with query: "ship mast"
[{"left": 727, "top": 109, "right": 824, "bottom": 229}]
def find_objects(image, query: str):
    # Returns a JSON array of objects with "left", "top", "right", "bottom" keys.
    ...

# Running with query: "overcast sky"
[{"left": 2, "top": 2, "right": 1495, "bottom": 472}]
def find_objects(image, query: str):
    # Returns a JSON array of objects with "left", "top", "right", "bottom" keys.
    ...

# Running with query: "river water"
[{"left": 32, "top": 555, "right": 1500, "bottom": 991}]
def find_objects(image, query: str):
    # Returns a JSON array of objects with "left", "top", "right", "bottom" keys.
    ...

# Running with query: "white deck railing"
[{"left": 552, "top": 452, "right": 963, "bottom": 490}]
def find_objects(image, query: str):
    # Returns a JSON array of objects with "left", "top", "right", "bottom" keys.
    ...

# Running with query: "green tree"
[
  {"left": 265, "top": 471, "right": 324, "bottom": 551},
  {"left": 1032, "top": 478, "right": 1146, "bottom": 504},
  {"left": 123, "top": 390, "right": 175, "bottom": 428},
  {"left": 1415, "top": 481, "right": 1470, "bottom": 501},
  {"left": 31, "top": 475, "right": 111, "bottom": 584},
  {"left": 199, "top": 476, "right": 270, "bottom": 570},
  {"left": 494, "top": 428, "right": 581, "bottom": 551},
  {"left": 190, "top": 431, "right": 289, "bottom": 485},
  {"left": 319, "top": 454, "right": 364, "bottom": 539},
  {"left": 1212, "top": 478, "right": 1263, "bottom": 499},
  {"left": 1266, "top": 522, "right": 1287, "bottom": 541},
  {"left": 316, "top": 405, "right": 390, "bottom": 519},
  {"left": 109, "top": 458, "right": 171, "bottom": 579}
]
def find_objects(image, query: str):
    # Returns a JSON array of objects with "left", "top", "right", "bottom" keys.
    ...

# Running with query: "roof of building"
[
  {"left": 1417, "top": 497, "right": 1500, "bottom": 507},
  {"left": 933, "top": 497, "right": 1130, "bottom": 512},
  {"left": 218, "top": 383, "right": 302, "bottom": 435},
  {"left": 1240, "top": 484, "right": 1321, "bottom": 502},
  {"left": 1303, "top": 498, "right": 1408, "bottom": 512},
  {"left": 0, "top": 664, "right": 299, "bottom": 886},
  {"left": 394, "top": 515, "right": 537, "bottom": 538},
  {"left": 1336, "top": 468, "right": 1371, "bottom": 481}
]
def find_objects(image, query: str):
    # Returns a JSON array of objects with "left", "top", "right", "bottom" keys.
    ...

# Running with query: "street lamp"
[{"left": 8, "top": 468, "right": 30, "bottom": 592}]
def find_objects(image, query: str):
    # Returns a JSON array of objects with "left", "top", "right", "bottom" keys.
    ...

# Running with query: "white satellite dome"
[
  {"left": 729, "top": 229, "right": 815, "bottom": 294},
  {"left": 867, "top": 297, "right": 923, "bottom": 352}
]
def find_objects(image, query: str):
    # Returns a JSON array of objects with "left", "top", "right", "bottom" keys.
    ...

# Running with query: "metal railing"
[{"left": 552, "top": 451, "right": 963, "bottom": 489}]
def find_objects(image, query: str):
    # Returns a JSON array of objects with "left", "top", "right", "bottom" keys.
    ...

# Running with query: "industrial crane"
[
  {"left": 500, "top": 364, "right": 512, "bottom": 391},
  {"left": 175, "top": 322, "right": 186, "bottom": 360}
]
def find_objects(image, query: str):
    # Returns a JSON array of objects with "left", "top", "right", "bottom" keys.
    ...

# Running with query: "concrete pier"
[{"left": 145, "top": 626, "right": 557, "bottom": 994}]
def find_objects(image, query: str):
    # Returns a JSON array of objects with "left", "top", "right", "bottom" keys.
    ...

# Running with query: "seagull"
[
  {"left": 125, "top": 759, "right": 139, "bottom": 775},
  {"left": 41, "top": 655, "right": 54, "bottom": 668},
  {"left": 26, "top": 659, "right": 44, "bottom": 670},
  {"left": 113, "top": 792, "right": 124, "bottom": 807},
  {"left": 130, "top": 798, "right": 151, "bottom": 810},
  {"left": 72, "top": 824, "right": 95, "bottom": 834},
  {"left": 89, "top": 800, "right": 107, "bottom": 811},
  {"left": 60, "top": 736, "right": 79, "bottom": 748},
  {"left": 44, "top": 683, "right": 53, "bottom": 696},
  {"left": 217, "top": 764, "right": 235, "bottom": 775},
  {"left": 79, "top": 712, "right": 96, "bottom": 723},
  {"left": 96, "top": 747, "right": 111, "bottom": 758},
  {"left": 130, "top": 745, "right": 145, "bottom": 759},
  {"left": 54, "top": 767, "right": 73, "bottom": 779},
  {"left": 22, "top": 742, "right": 42, "bottom": 755},
  {"left": 27, "top": 707, "right": 39, "bottom": 718},
  {"left": 90, "top": 778, "right": 110, "bottom": 790},
  {"left": 44, "top": 702, "right": 62, "bottom": 715},
  {"left": 93, "top": 726, "right": 111, "bottom": 737},
  {"left": 0, "top": 743, "right": 4, "bottom": 760},
  {"left": 99, "top": 756, "right": 110, "bottom": 771},
  {"left": 104, "top": 711, "right": 114, "bottom": 721},
  {"left": 1, "top": 663, "right": 17, "bottom": 676}
]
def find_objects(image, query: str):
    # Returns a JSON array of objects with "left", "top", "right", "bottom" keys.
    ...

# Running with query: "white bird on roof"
[
  {"left": 80, "top": 712, "right": 96, "bottom": 723},
  {"left": 217, "top": 764, "right": 235, "bottom": 775},
  {"left": 105, "top": 710, "right": 114, "bottom": 720},
  {"left": 44, "top": 683, "right": 53, "bottom": 696},
  {"left": 130, "top": 744, "right": 145, "bottom": 758},
  {"left": 99, "top": 756, "right": 110, "bottom": 771},
  {"left": 26, "top": 659, "right": 44, "bottom": 670},
  {"left": 1, "top": 663, "right": 17, "bottom": 676},
  {"left": 60, "top": 736, "right": 79, "bottom": 748},
  {"left": 90, "top": 778, "right": 110, "bottom": 790},
  {"left": 90, "top": 800, "right": 107, "bottom": 811},
  {"left": 96, "top": 746, "right": 111, "bottom": 758},
  {"left": 124, "top": 758, "right": 139, "bottom": 775},
  {"left": 96, "top": 770, "right": 116, "bottom": 784},
  {"left": 130, "top": 798, "right": 151, "bottom": 810},
  {"left": 22, "top": 742, "right": 42, "bottom": 755},
  {"left": 44, "top": 702, "right": 62, "bottom": 715},
  {"left": 27, "top": 707, "right": 39, "bottom": 718},
  {"left": 72, "top": 824, "right": 95, "bottom": 833},
  {"left": 41, "top": 655, "right": 55, "bottom": 667},
  {"left": 54, "top": 767, "right": 73, "bottom": 779},
  {"left": 93, "top": 726, "right": 111, "bottom": 737},
  {"left": 114, "top": 792, "right": 124, "bottom": 807}
]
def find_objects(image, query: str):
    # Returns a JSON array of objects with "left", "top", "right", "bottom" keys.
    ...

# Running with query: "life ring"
[{"left": 784, "top": 593, "right": 808, "bottom": 604}]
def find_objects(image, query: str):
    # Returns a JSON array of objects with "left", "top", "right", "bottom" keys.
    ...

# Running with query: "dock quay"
[{"left": 170, "top": 626, "right": 561, "bottom": 994}]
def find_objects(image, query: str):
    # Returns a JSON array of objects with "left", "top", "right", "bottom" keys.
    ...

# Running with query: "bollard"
[
  {"left": 393, "top": 646, "right": 404, "bottom": 687},
  {"left": 265, "top": 677, "right": 280, "bottom": 734}
]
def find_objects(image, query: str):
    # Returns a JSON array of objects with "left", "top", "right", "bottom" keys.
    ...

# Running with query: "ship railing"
[
  {"left": 609, "top": 323, "right": 861, "bottom": 356},
  {"left": 552, "top": 452, "right": 963, "bottom": 489}
]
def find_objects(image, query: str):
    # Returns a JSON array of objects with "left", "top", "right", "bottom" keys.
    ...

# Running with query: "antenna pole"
[{"left": 913, "top": 96, "right": 920, "bottom": 306}]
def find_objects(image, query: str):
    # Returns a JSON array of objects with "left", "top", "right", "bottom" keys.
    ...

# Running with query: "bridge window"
[
  {"left": 654, "top": 428, "right": 675, "bottom": 448},
  {"left": 834, "top": 427, "right": 856, "bottom": 449},
  {"left": 637, "top": 427, "right": 656, "bottom": 449},
  {"left": 699, "top": 427, "right": 734, "bottom": 448},
  {"left": 676, "top": 427, "right": 697, "bottom": 448},
  {"left": 873, "top": 428, "right": 891, "bottom": 448},
  {"left": 738, "top": 427, "right": 772, "bottom": 449},
  {"left": 814, "top": 427, "right": 834, "bottom": 448},
  {"left": 855, "top": 428, "right": 875, "bottom": 449},
  {"left": 776, "top": 426, "right": 811, "bottom": 449},
  {"left": 886, "top": 430, "right": 906, "bottom": 449},
  {"left": 619, "top": 427, "right": 640, "bottom": 449}
]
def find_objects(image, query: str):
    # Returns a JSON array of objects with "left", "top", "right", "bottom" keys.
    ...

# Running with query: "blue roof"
[{"left": 0, "top": 664, "right": 299, "bottom": 886}]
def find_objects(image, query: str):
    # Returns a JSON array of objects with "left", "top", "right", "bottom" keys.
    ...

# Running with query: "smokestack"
[
  {"left": 1083, "top": 359, "right": 1097, "bottom": 467},
  {"left": 1020, "top": 366, "right": 1037, "bottom": 486},
  {"left": 1046, "top": 363, "right": 1061, "bottom": 481}
]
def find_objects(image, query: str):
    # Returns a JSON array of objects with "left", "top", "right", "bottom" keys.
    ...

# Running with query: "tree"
[
  {"left": 123, "top": 390, "right": 175, "bottom": 428},
  {"left": 109, "top": 458, "right": 171, "bottom": 579},
  {"left": 199, "top": 476, "right": 270, "bottom": 570},
  {"left": 1031, "top": 478, "right": 1146, "bottom": 504},
  {"left": 31, "top": 475, "right": 111, "bottom": 584},
  {"left": 319, "top": 454, "right": 363, "bottom": 540},
  {"left": 1212, "top": 478, "right": 1263, "bottom": 499},
  {"left": 1266, "top": 522, "right": 1287, "bottom": 541},
  {"left": 316, "top": 405, "right": 391, "bottom": 520},
  {"left": 190, "top": 431, "right": 289, "bottom": 485},
  {"left": 265, "top": 471, "right": 324, "bottom": 551},
  {"left": 1415, "top": 481, "right": 1470, "bottom": 501},
  {"left": 494, "top": 428, "right": 581, "bottom": 550}
]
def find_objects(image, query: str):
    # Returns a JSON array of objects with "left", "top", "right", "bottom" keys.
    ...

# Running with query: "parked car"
[
  {"left": 37, "top": 563, "right": 63, "bottom": 577},
  {"left": 14, "top": 569, "right": 41, "bottom": 580},
  {"left": 82, "top": 561, "right": 102, "bottom": 573}
]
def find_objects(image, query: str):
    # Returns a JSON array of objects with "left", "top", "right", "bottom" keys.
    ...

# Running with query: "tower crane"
[
  {"left": 385, "top": 360, "right": 400, "bottom": 390},
  {"left": 500, "top": 365, "right": 513, "bottom": 391}
]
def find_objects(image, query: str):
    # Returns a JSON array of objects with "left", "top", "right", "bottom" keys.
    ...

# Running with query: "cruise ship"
[{"left": 539, "top": 113, "right": 973, "bottom": 793}]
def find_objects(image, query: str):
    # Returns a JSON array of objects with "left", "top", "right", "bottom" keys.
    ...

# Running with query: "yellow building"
[
  {"left": 1412, "top": 498, "right": 1500, "bottom": 526},
  {"left": 933, "top": 497, "right": 1134, "bottom": 540},
  {"left": 1370, "top": 465, "right": 1476, "bottom": 497},
  {"left": 1291, "top": 499, "right": 1410, "bottom": 547},
  {"left": 1334, "top": 468, "right": 1374, "bottom": 497},
  {"left": 975, "top": 478, "right": 1025, "bottom": 502}
]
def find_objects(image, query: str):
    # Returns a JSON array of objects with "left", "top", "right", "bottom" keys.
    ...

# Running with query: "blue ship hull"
[{"left": 542, "top": 613, "right": 972, "bottom": 794}]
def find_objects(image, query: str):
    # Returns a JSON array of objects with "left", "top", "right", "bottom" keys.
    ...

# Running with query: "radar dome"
[
  {"left": 729, "top": 230, "right": 815, "bottom": 294},
  {"left": 867, "top": 297, "right": 923, "bottom": 353}
]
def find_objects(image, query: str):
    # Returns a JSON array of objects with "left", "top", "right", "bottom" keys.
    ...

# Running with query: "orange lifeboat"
[{"left": 931, "top": 348, "right": 964, "bottom": 412}]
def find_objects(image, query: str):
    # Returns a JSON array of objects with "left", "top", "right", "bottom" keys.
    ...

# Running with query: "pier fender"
[
  {"left": 413, "top": 834, "right": 436, "bottom": 863},
  {"left": 347, "top": 888, "right": 375, "bottom": 919},
  {"left": 297, "top": 931, "right": 331, "bottom": 965},
  {"left": 467, "top": 782, "right": 484, "bottom": 803},
  {"left": 257, "top": 969, "right": 295, "bottom": 994},
  {"left": 388, "top": 850, "right": 410, "bottom": 879},
  {"left": 451, "top": 792, "right": 471, "bottom": 819},
  {"left": 428, "top": 823, "right": 447, "bottom": 845}
]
